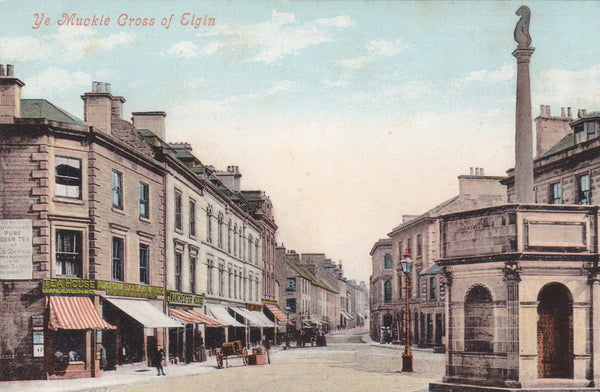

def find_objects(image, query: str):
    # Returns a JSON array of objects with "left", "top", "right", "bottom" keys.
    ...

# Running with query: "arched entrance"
[{"left": 537, "top": 283, "right": 573, "bottom": 379}]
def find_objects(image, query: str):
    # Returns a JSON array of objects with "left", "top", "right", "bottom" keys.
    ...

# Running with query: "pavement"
[
  {"left": 0, "top": 328, "right": 436, "bottom": 392},
  {"left": 0, "top": 355, "right": 221, "bottom": 392}
]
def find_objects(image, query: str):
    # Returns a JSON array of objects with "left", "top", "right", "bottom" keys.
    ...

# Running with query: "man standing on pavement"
[
  {"left": 152, "top": 345, "right": 166, "bottom": 376},
  {"left": 262, "top": 335, "right": 271, "bottom": 364}
]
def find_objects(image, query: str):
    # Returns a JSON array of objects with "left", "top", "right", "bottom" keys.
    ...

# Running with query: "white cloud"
[
  {"left": 167, "top": 41, "right": 199, "bottom": 58},
  {"left": 197, "top": 10, "right": 353, "bottom": 64},
  {"left": 175, "top": 80, "right": 299, "bottom": 115},
  {"left": 323, "top": 79, "right": 349, "bottom": 87},
  {"left": 0, "top": 26, "right": 136, "bottom": 63},
  {"left": 385, "top": 80, "right": 429, "bottom": 100},
  {"left": 264, "top": 80, "right": 299, "bottom": 96},
  {"left": 25, "top": 67, "right": 91, "bottom": 96},
  {"left": 455, "top": 64, "right": 515, "bottom": 85},
  {"left": 534, "top": 64, "right": 600, "bottom": 109},
  {"left": 339, "top": 39, "right": 409, "bottom": 69},
  {"left": 0, "top": 36, "right": 47, "bottom": 61}
]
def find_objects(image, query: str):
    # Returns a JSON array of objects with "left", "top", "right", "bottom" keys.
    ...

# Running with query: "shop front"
[
  {"left": 101, "top": 296, "right": 183, "bottom": 367},
  {"left": 264, "top": 302, "right": 292, "bottom": 345},
  {"left": 205, "top": 304, "right": 245, "bottom": 347},
  {"left": 230, "top": 306, "right": 277, "bottom": 346},
  {"left": 169, "top": 308, "right": 224, "bottom": 362},
  {"left": 45, "top": 296, "right": 116, "bottom": 380}
]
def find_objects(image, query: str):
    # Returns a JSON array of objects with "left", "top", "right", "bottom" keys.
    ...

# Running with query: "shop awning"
[
  {"left": 104, "top": 297, "right": 183, "bottom": 328},
  {"left": 48, "top": 296, "right": 115, "bottom": 330},
  {"left": 340, "top": 310, "right": 354, "bottom": 320},
  {"left": 188, "top": 310, "right": 225, "bottom": 328},
  {"left": 264, "top": 303, "right": 291, "bottom": 325},
  {"left": 231, "top": 307, "right": 277, "bottom": 328},
  {"left": 205, "top": 304, "right": 244, "bottom": 327},
  {"left": 170, "top": 308, "right": 224, "bottom": 328}
]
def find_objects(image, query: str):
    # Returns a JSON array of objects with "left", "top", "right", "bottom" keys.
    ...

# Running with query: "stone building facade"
[
  {"left": 433, "top": 204, "right": 600, "bottom": 389},
  {"left": 0, "top": 70, "right": 180, "bottom": 380},
  {"left": 369, "top": 238, "right": 394, "bottom": 342},
  {"left": 0, "top": 67, "right": 277, "bottom": 381},
  {"left": 370, "top": 172, "right": 506, "bottom": 347}
]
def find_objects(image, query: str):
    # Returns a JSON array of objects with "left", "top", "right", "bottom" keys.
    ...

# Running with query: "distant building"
[{"left": 370, "top": 170, "right": 506, "bottom": 347}]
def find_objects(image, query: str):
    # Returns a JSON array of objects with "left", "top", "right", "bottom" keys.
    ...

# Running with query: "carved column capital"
[
  {"left": 442, "top": 268, "right": 453, "bottom": 287},
  {"left": 503, "top": 263, "right": 522, "bottom": 283}
]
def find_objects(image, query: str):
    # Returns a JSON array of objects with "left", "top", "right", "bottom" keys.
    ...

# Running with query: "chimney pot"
[
  {"left": 540, "top": 105, "right": 545, "bottom": 116},
  {"left": 583, "top": 109, "right": 587, "bottom": 116},
  {"left": 578, "top": 109, "right": 582, "bottom": 118},
  {"left": 568, "top": 107, "right": 572, "bottom": 118},
  {"left": 6, "top": 64, "right": 14, "bottom": 77},
  {"left": 561, "top": 107, "right": 566, "bottom": 117},
  {"left": 470, "top": 167, "right": 474, "bottom": 175},
  {"left": 545, "top": 105, "right": 551, "bottom": 116},
  {"left": 481, "top": 168, "right": 485, "bottom": 176},
  {"left": 0, "top": 65, "right": 4, "bottom": 76}
]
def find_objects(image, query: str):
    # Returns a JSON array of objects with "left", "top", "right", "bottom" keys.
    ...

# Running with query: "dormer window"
[
  {"left": 574, "top": 120, "right": 598, "bottom": 144},
  {"left": 575, "top": 124, "right": 585, "bottom": 144}
]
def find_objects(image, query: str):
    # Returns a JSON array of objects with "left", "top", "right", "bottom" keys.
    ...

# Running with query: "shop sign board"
[
  {"left": 0, "top": 219, "right": 32, "bottom": 279},
  {"left": 166, "top": 291, "right": 204, "bottom": 306},
  {"left": 42, "top": 278, "right": 165, "bottom": 299},
  {"left": 246, "top": 303, "right": 262, "bottom": 311}
]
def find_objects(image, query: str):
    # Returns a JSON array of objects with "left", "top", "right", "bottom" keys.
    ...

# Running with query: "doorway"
[{"left": 537, "top": 283, "right": 573, "bottom": 379}]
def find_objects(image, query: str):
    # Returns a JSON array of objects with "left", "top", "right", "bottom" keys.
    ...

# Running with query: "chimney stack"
[
  {"left": 81, "top": 81, "right": 113, "bottom": 133},
  {"left": 0, "top": 64, "right": 25, "bottom": 124},
  {"left": 470, "top": 167, "right": 474, "bottom": 175},
  {"left": 111, "top": 96, "right": 126, "bottom": 121},
  {"left": 132, "top": 111, "right": 167, "bottom": 140},
  {"left": 561, "top": 107, "right": 566, "bottom": 117}
]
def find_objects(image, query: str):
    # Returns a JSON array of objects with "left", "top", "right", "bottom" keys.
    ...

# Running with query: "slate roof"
[
  {"left": 421, "top": 262, "right": 442, "bottom": 276},
  {"left": 20, "top": 99, "right": 86, "bottom": 126},
  {"left": 286, "top": 261, "right": 338, "bottom": 294},
  {"left": 541, "top": 133, "right": 574, "bottom": 158}
]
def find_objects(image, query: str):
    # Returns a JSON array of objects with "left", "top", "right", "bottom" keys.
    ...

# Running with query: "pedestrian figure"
[
  {"left": 262, "top": 335, "right": 271, "bottom": 364},
  {"left": 152, "top": 345, "right": 166, "bottom": 376}
]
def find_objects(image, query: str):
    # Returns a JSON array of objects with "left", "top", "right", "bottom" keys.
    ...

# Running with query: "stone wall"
[{"left": 0, "top": 280, "right": 45, "bottom": 380}]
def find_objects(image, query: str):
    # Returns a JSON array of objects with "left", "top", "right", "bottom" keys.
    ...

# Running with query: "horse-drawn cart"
[{"left": 216, "top": 341, "right": 248, "bottom": 368}]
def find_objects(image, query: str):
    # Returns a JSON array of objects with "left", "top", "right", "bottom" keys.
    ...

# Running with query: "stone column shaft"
[{"left": 513, "top": 48, "right": 535, "bottom": 204}]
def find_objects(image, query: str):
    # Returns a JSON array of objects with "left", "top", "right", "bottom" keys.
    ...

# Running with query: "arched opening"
[
  {"left": 537, "top": 283, "right": 573, "bottom": 379},
  {"left": 464, "top": 285, "right": 493, "bottom": 352}
]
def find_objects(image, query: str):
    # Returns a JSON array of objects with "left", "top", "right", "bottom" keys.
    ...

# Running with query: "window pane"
[
  {"left": 112, "top": 171, "right": 123, "bottom": 209},
  {"left": 55, "top": 156, "right": 82, "bottom": 199},
  {"left": 112, "top": 237, "right": 124, "bottom": 281},
  {"left": 139, "top": 243, "right": 149, "bottom": 284},
  {"left": 139, "top": 183, "right": 149, "bottom": 219},
  {"left": 56, "top": 230, "right": 82, "bottom": 277}
]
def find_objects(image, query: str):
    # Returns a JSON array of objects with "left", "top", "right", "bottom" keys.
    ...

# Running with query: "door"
[{"left": 537, "top": 283, "right": 573, "bottom": 379}]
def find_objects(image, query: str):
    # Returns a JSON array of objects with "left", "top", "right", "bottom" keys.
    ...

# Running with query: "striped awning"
[
  {"left": 170, "top": 308, "right": 224, "bottom": 328},
  {"left": 188, "top": 309, "right": 224, "bottom": 328},
  {"left": 264, "top": 303, "right": 291, "bottom": 325},
  {"left": 48, "top": 296, "right": 115, "bottom": 330}
]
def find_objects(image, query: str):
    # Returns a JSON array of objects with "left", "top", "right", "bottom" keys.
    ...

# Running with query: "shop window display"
[{"left": 53, "top": 330, "right": 85, "bottom": 363}]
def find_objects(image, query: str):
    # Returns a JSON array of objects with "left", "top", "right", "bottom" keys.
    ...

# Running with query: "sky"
[{"left": 2, "top": 1, "right": 600, "bottom": 283}]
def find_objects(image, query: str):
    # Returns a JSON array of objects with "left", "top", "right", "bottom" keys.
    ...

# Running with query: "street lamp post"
[
  {"left": 285, "top": 306, "right": 291, "bottom": 349},
  {"left": 400, "top": 249, "right": 414, "bottom": 372}
]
